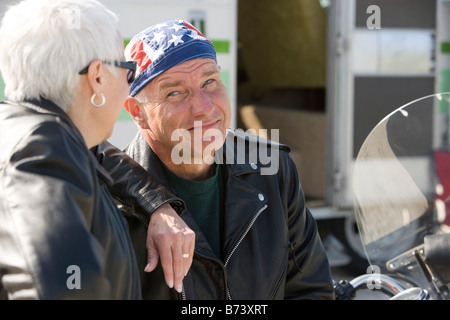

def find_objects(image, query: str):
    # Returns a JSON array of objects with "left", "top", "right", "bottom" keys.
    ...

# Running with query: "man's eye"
[
  {"left": 203, "top": 79, "right": 217, "bottom": 88},
  {"left": 167, "top": 91, "right": 180, "bottom": 97}
]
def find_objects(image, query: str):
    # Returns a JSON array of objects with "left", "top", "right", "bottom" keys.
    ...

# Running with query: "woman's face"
[{"left": 96, "top": 62, "right": 130, "bottom": 141}]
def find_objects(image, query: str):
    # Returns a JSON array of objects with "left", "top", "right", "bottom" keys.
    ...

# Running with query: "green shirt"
[{"left": 162, "top": 164, "right": 223, "bottom": 258}]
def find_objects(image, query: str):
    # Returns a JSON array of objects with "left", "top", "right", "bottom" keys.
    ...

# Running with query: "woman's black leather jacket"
[{"left": 0, "top": 99, "right": 143, "bottom": 299}]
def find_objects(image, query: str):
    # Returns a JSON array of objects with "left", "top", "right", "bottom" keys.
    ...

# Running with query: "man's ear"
[{"left": 125, "top": 97, "right": 149, "bottom": 129}]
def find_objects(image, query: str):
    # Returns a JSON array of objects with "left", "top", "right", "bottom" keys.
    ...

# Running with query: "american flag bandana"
[{"left": 125, "top": 19, "right": 217, "bottom": 97}]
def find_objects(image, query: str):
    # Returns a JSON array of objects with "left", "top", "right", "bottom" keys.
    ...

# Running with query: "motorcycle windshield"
[{"left": 353, "top": 93, "right": 450, "bottom": 267}]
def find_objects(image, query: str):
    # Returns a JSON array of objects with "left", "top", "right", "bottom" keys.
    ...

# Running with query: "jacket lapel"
[{"left": 219, "top": 134, "right": 268, "bottom": 261}]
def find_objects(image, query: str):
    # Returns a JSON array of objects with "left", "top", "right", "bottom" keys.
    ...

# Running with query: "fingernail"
[
  {"left": 144, "top": 264, "right": 151, "bottom": 272},
  {"left": 168, "top": 280, "right": 174, "bottom": 289},
  {"left": 176, "top": 284, "right": 183, "bottom": 293}
]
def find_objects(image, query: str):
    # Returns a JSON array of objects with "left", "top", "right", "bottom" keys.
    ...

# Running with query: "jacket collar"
[
  {"left": 124, "top": 130, "right": 271, "bottom": 179},
  {"left": 23, "top": 97, "right": 72, "bottom": 121},
  {"left": 21, "top": 97, "right": 114, "bottom": 186},
  {"left": 219, "top": 129, "right": 289, "bottom": 176},
  {"left": 122, "top": 128, "right": 288, "bottom": 194},
  {"left": 124, "top": 133, "right": 172, "bottom": 189},
  {"left": 220, "top": 132, "right": 261, "bottom": 176}
]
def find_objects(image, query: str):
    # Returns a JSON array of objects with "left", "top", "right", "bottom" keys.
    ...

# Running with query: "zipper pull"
[{"left": 289, "top": 241, "right": 303, "bottom": 273}]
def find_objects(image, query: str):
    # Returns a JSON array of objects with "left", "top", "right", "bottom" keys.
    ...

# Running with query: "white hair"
[
  {"left": 134, "top": 90, "right": 149, "bottom": 105},
  {"left": 0, "top": 0, "right": 123, "bottom": 111}
]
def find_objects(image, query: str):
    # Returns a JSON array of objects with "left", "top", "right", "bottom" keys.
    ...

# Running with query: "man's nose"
[{"left": 190, "top": 90, "right": 215, "bottom": 118}]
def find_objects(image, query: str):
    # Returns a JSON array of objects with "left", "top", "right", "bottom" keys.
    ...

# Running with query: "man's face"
[{"left": 139, "top": 58, "right": 231, "bottom": 163}]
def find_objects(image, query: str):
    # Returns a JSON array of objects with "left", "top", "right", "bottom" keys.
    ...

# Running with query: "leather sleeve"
[
  {"left": 282, "top": 155, "right": 335, "bottom": 300},
  {"left": 0, "top": 123, "right": 111, "bottom": 299},
  {"left": 93, "top": 141, "right": 185, "bottom": 226}
]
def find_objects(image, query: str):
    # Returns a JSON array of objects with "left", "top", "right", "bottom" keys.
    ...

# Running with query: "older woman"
[{"left": 0, "top": 0, "right": 150, "bottom": 299}]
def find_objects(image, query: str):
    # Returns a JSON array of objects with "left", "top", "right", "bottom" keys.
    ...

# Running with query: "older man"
[{"left": 99, "top": 20, "right": 333, "bottom": 299}]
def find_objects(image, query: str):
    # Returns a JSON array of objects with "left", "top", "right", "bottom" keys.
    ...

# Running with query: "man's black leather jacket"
[
  {"left": 98, "top": 130, "right": 334, "bottom": 300},
  {"left": 0, "top": 99, "right": 143, "bottom": 299}
]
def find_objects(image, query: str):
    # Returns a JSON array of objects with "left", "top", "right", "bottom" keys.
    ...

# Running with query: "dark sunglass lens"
[{"left": 126, "top": 69, "right": 135, "bottom": 84}]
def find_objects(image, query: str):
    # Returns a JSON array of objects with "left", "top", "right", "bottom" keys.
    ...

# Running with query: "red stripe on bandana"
[
  {"left": 130, "top": 39, "right": 152, "bottom": 73},
  {"left": 182, "top": 21, "right": 212, "bottom": 44}
]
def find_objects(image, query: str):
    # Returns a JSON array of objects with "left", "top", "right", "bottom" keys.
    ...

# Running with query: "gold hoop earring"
[{"left": 91, "top": 93, "right": 105, "bottom": 108}]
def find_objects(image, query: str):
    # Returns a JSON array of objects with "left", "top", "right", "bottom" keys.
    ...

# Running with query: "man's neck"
[
  {"left": 162, "top": 160, "right": 216, "bottom": 181},
  {"left": 144, "top": 132, "right": 216, "bottom": 181}
]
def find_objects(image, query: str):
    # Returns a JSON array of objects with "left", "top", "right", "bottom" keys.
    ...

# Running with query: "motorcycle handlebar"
[{"left": 425, "top": 233, "right": 450, "bottom": 284}]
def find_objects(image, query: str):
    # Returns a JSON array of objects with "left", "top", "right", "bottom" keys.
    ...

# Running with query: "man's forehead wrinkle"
[
  {"left": 157, "top": 79, "right": 184, "bottom": 90},
  {"left": 155, "top": 65, "right": 220, "bottom": 90}
]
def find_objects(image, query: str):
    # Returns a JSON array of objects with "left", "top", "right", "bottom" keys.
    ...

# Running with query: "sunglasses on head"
[{"left": 79, "top": 60, "right": 137, "bottom": 84}]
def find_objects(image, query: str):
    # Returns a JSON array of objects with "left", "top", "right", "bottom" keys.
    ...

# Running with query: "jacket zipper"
[
  {"left": 223, "top": 204, "right": 268, "bottom": 300},
  {"left": 179, "top": 204, "right": 268, "bottom": 300},
  {"left": 181, "top": 283, "right": 186, "bottom": 300}
]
